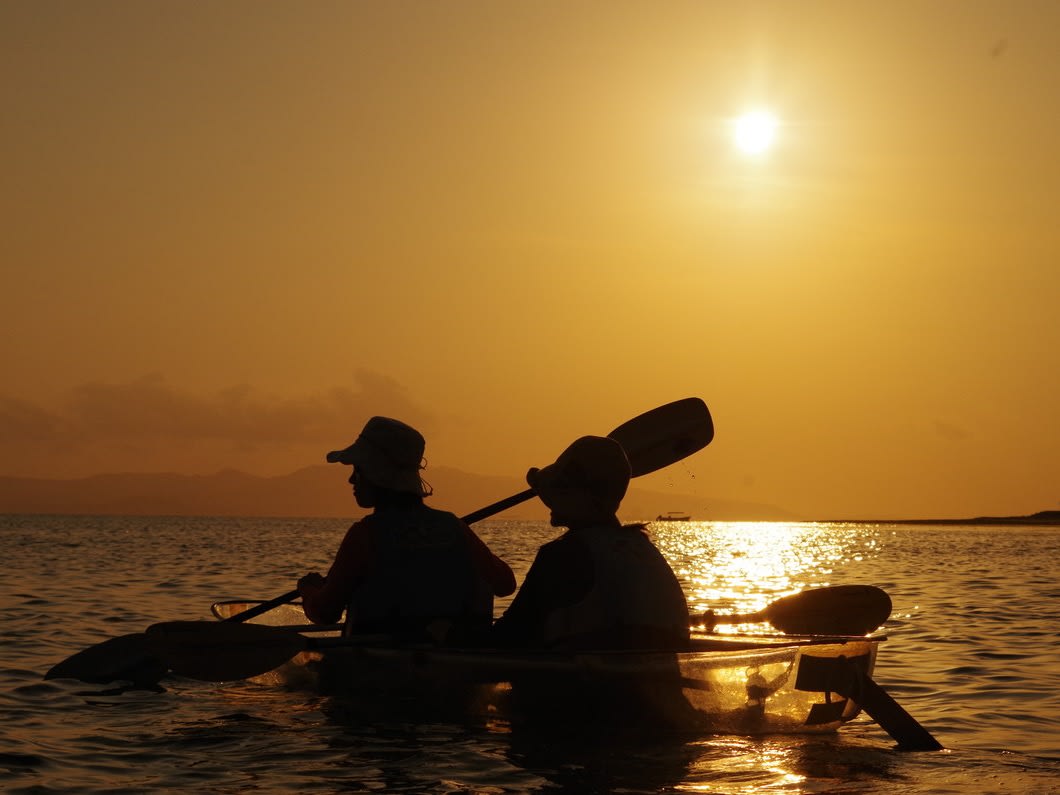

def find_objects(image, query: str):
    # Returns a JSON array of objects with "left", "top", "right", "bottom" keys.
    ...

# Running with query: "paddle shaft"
[
  {"left": 225, "top": 590, "right": 300, "bottom": 623},
  {"left": 701, "top": 608, "right": 769, "bottom": 625},
  {"left": 462, "top": 489, "right": 535, "bottom": 525}
]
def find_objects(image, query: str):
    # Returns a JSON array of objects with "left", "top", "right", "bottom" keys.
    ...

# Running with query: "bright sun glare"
[{"left": 732, "top": 110, "right": 779, "bottom": 156}]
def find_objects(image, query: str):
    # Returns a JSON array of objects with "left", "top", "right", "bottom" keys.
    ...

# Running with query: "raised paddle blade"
[
  {"left": 147, "top": 621, "right": 308, "bottom": 682},
  {"left": 608, "top": 397, "right": 714, "bottom": 477},
  {"left": 464, "top": 397, "right": 713, "bottom": 524},
  {"left": 699, "top": 585, "right": 892, "bottom": 636},
  {"left": 44, "top": 632, "right": 167, "bottom": 685}
]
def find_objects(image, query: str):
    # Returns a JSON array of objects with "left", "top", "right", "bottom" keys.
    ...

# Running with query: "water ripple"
[{"left": 3, "top": 516, "right": 1060, "bottom": 792}]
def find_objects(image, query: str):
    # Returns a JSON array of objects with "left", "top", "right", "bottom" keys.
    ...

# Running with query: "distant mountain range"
[{"left": 0, "top": 466, "right": 796, "bottom": 521}]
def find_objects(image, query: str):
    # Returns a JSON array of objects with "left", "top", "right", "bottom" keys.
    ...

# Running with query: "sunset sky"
[{"left": 3, "top": 2, "right": 1058, "bottom": 520}]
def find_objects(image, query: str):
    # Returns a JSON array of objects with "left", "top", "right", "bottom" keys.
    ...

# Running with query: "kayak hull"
[
  {"left": 211, "top": 601, "right": 879, "bottom": 734},
  {"left": 287, "top": 636, "right": 877, "bottom": 734}
]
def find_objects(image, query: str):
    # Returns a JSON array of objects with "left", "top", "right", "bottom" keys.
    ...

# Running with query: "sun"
[{"left": 732, "top": 110, "right": 779, "bottom": 156}]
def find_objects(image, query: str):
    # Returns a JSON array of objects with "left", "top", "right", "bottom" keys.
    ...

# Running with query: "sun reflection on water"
[
  {"left": 647, "top": 521, "right": 884, "bottom": 627},
  {"left": 682, "top": 736, "right": 810, "bottom": 794}
]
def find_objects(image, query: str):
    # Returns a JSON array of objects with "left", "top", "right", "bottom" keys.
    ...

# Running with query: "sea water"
[{"left": 2, "top": 514, "right": 1058, "bottom": 794}]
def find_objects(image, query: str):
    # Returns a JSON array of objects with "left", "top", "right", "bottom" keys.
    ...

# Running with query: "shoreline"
[{"left": 822, "top": 510, "right": 1060, "bottom": 526}]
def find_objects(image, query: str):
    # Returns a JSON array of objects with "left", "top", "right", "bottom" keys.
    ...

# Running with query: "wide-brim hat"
[
  {"left": 526, "top": 435, "right": 631, "bottom": 521},
  {"left": 327, "top": 416, "right": 428, "bottom": 496}
]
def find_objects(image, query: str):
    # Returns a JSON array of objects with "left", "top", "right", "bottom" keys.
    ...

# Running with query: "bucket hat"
[
  {"left": 526, "top": 435, "right": 631, "bottom": 521},
  {"left": 327, "top": 416, "right": 428, "bottom": 496}
]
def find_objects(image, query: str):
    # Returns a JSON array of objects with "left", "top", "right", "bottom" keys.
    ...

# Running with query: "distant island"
[{"left": 831, "top": 510, "right": 1060, "bottom": 526}]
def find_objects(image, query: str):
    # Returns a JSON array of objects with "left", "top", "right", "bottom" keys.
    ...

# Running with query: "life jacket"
[
  {"left": 346, "top": 505, "right": 493, "bottom": 641},
  {"left": 542, "top": 524, "right": 689, "bottom": 650}
]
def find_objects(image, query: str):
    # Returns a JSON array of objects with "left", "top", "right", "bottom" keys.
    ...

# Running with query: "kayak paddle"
[
  {"left": 48, "top": 397, "right": 714, "bottom": 685},
  {"left": 693, "top": 585, "right": 892, "bottom": 636},
  {"left": 695, "top": 584, "right": 940, "bottom": 750},
  {"left": 711, "top": 585, "right": 940, "bottom": 751},
  {"left": 42, "top": 590, "right": 310, "bottom": 686},
  {"left": 460, "top": 396, "right": 713, "bottom": 523}
]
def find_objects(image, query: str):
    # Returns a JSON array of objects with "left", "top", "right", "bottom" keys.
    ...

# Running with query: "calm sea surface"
[{"left": 2, "top": 514, "right": 1058, "bottom": 794}]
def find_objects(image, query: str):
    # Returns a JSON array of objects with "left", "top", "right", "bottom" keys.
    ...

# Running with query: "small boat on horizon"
[{"left": 655, "top": 511, "right": 692, "bottom": 522}]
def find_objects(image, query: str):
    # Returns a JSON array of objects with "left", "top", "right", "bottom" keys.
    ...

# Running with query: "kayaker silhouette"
[
  {"left": 297, "top": 416, "right": 515, "bottom": 644},
  {"left": 492, "top": 435, "right": 690, "bottom": 651}
]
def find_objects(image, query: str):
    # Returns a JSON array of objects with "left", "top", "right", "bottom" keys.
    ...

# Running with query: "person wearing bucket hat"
[
  {"left": 297, "top": 416, "right": 515, "bottom": 643},
  {"left": 491, "top": 436, "right": 689, "bottom": 652},
  {"left": 323, "top": 416, "right": 431, "bottom": 496}
]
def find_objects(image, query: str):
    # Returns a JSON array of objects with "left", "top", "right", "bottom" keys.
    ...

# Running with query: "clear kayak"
[{"left": 211, "top": 601, "right": 881, "bottom": 735}]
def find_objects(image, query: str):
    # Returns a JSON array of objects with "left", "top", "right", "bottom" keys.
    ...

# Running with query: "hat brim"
[
  {"left": 326, "top": 441, "right": 426, "bottom": 495},
  {"left": 326, "top": 447, "right": 357, "bottom": 465}
]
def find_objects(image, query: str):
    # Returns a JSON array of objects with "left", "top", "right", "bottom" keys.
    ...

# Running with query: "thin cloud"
[
  {"left": 1, "top": 370, "right": 436, "bottom": 451},
  {"left": 0, "top": 396, "right": 70, "bottom": 441}
]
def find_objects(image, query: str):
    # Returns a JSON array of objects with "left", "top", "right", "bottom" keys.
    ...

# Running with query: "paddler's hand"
[
  {"left": 297, "top": 572, "right": 325, "bottom": 596},
  {"left": 698, "top": 609, "right": 718, "bottom": 633}
]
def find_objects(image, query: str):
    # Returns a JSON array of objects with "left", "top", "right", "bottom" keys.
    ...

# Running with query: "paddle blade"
[
  {"left": 855, "top": 675, "right": 944, "bottom": 751},
  {"left": 147, "top": 620, "right": 307, "bottom": 682},
  {"left": 608, "top": 397, "right": 714, "bottom": 477},
  {"left": 44, "top": 632, "right": 167, "bottom": 685},
  {"left": 765, "top": 585, "right": 892, "bottom": 635}
]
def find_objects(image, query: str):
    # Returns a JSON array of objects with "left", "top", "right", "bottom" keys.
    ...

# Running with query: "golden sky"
[{"left": 2, "top": 2, "right": 1058, "bottom": 519}]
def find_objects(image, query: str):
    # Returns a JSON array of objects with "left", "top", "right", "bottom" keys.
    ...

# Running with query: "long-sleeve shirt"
[{"left": 301, "top": 512, "right": 515, "bottom": 627}]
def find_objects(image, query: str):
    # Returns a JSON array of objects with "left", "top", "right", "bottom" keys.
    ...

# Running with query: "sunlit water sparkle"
[{"left": 2, "top": 515, "right": 1058, "bottom": 793}]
